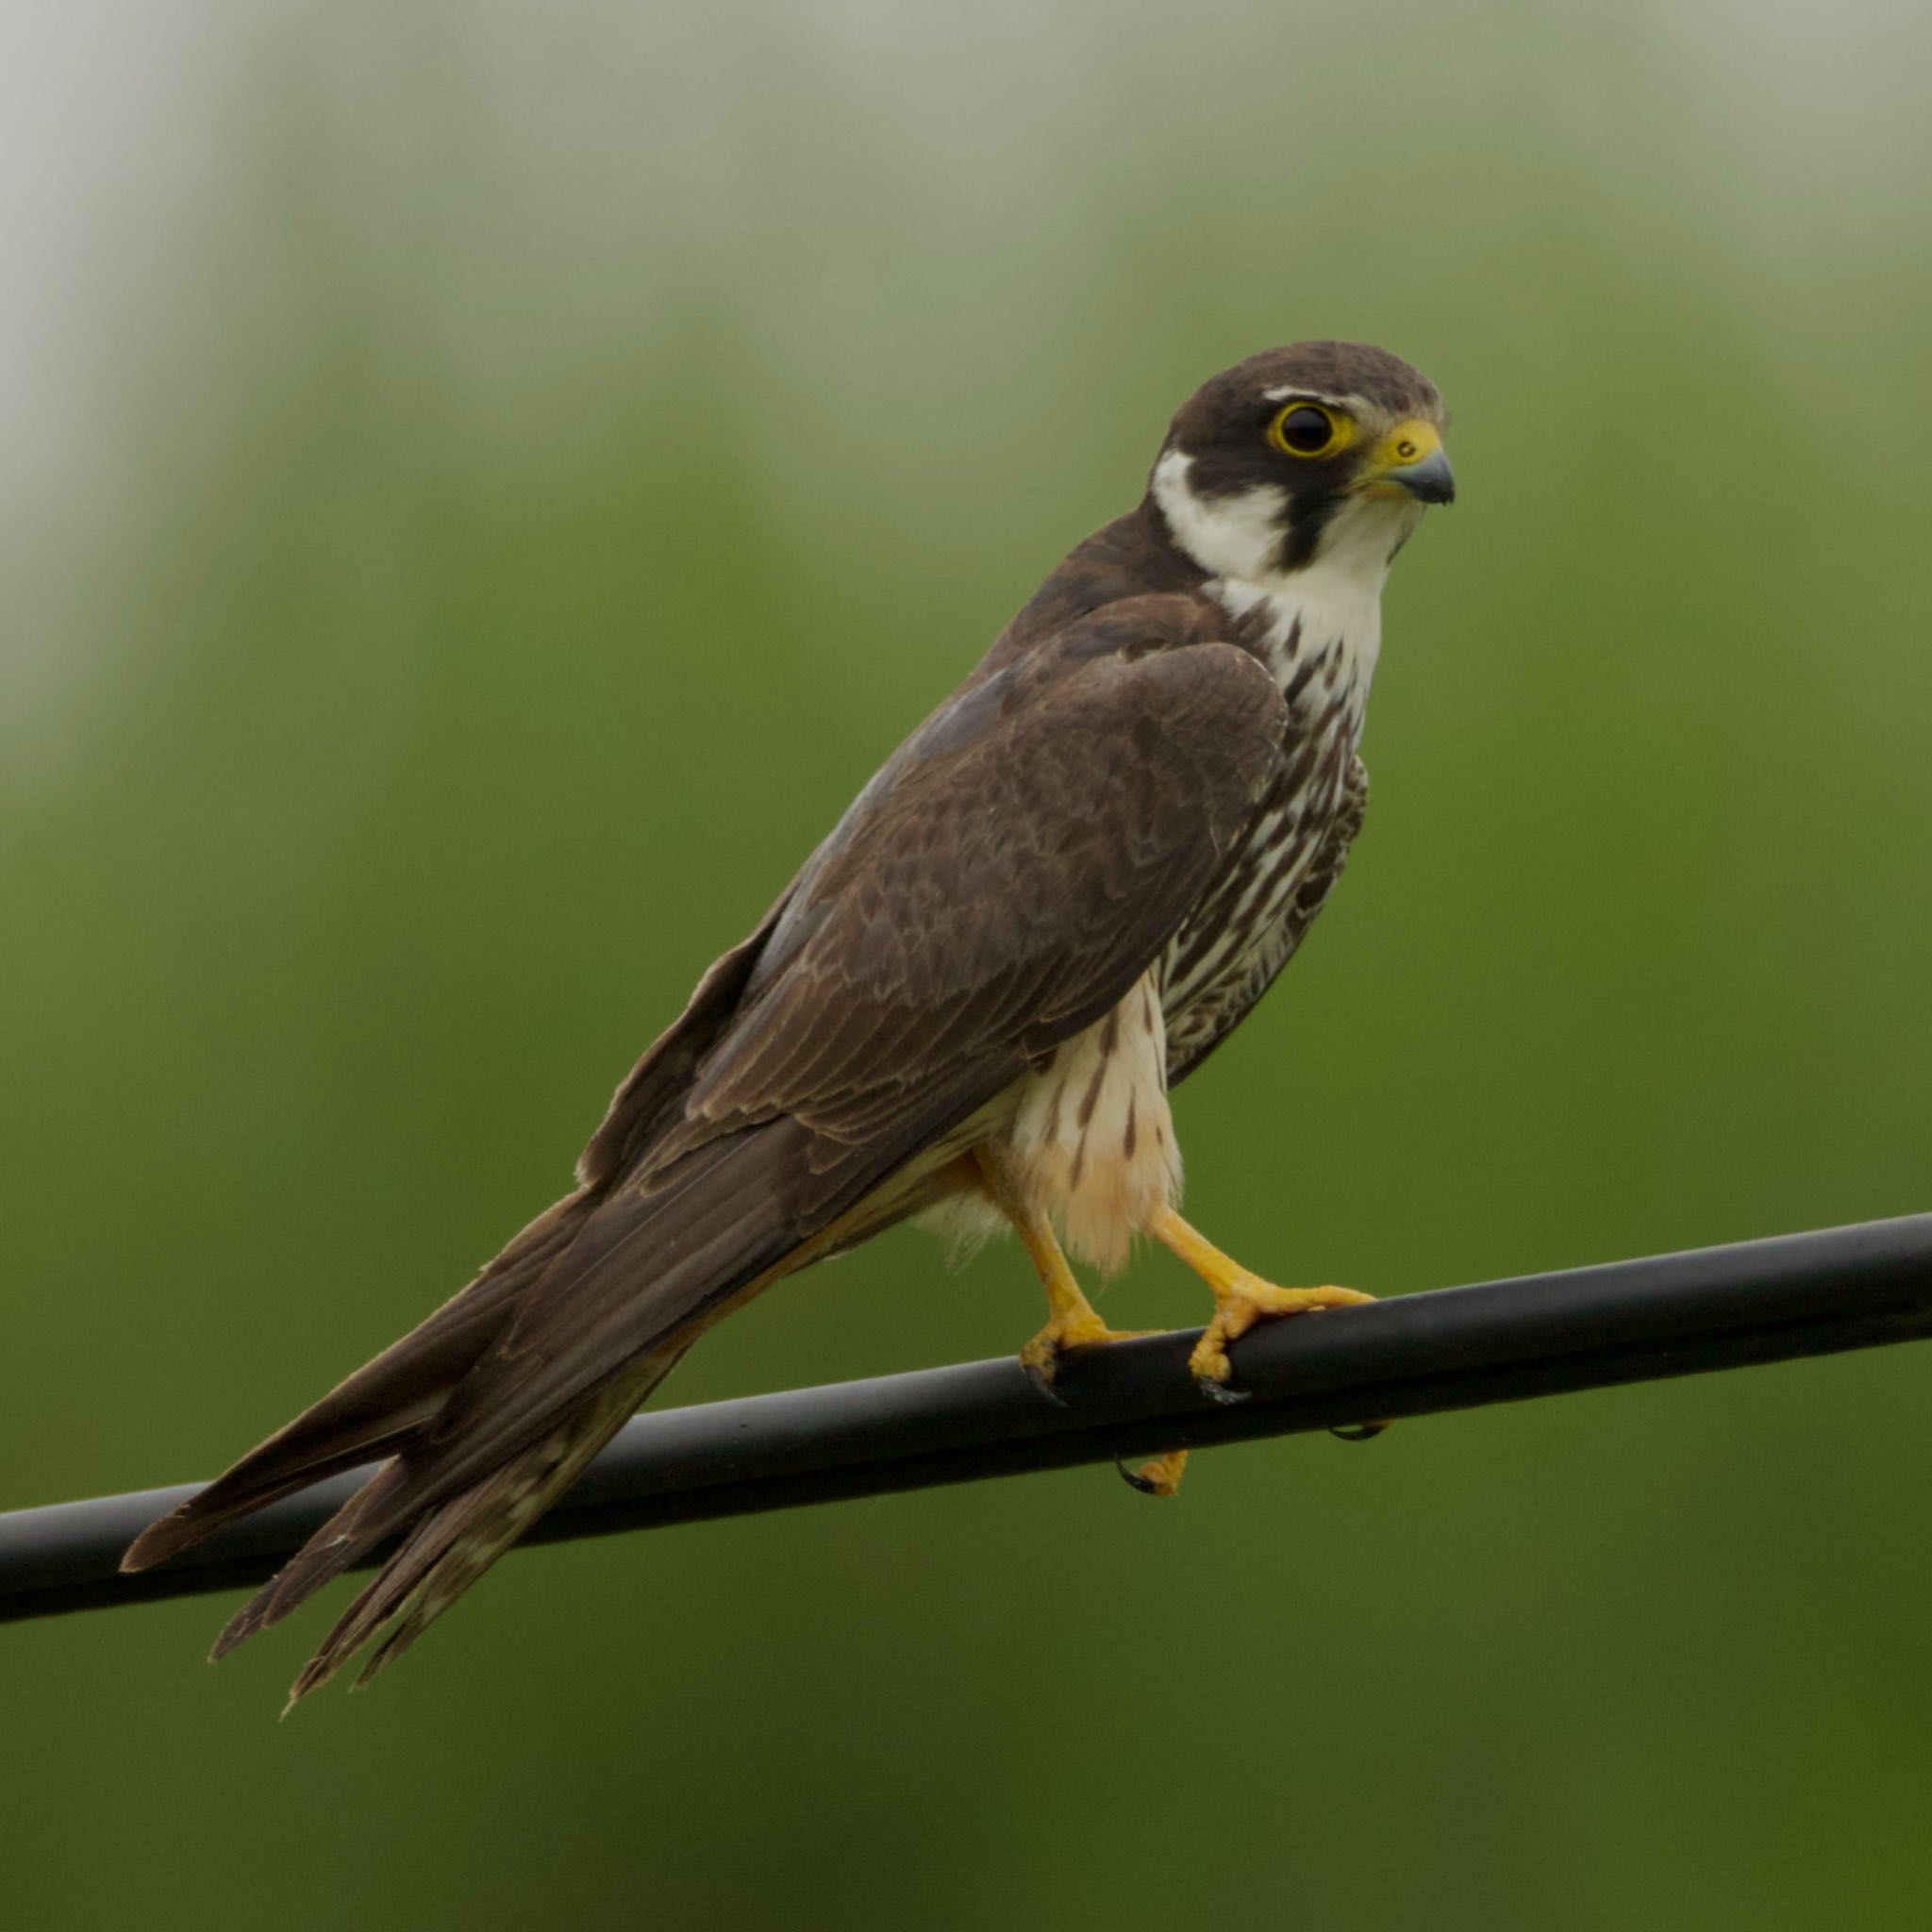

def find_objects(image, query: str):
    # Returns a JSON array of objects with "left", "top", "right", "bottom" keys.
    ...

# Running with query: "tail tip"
[{"left": 120, "top": 1514, "right": 191, "bottom": 1574}]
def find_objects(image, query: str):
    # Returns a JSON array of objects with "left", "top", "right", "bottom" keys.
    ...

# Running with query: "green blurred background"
[{"left": 5, "top": 2, "right": 1931, "bottom": 1924}]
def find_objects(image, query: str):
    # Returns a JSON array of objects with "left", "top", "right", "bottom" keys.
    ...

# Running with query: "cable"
[{"left": 5, "top": 1210, "right": 1929, "bottom": 1621}]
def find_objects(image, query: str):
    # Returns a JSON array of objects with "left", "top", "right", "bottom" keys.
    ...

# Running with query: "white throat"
[{"left": 1152, "top": 448, "right": 1420, "bottom": 738}]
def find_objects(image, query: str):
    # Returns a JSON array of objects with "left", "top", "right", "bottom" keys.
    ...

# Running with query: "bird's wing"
[
  {"left": 121, "top": 901, "right": 796, "bottom": 1573},
  {"left": 424, "top": 606, "right": 1292, "bottom": 1458},
  {"left": 663, "top": 604, "right": 1291, "bottom": 1160},
  {"left": 133, "top": 598, "right": 1291, "bottom": 1692}
]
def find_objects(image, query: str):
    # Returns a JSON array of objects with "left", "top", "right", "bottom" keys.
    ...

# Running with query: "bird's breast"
[{"left": 1158, "top": 628, "right": 1366, "bottom": 1080}]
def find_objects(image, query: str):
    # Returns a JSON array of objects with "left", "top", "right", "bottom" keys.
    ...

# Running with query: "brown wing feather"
[
  {"left": 347, "top": 617, "right": 1291, "bottom": 1507},
  {"left": 575, "top": 894, "right": 794, "bottom": 1186},
  {"left": 123, "top": 900, "right": 797, "bottom": 1574},
  {"left": 126, "top": 596, "right": 1289, "bottom": 1695},
  {"left": 666, "top": 608, "right": 1289, "bottom": 1158},
  {"left": 121, "top": 1186, "right": 591, "bottom": 1571}
]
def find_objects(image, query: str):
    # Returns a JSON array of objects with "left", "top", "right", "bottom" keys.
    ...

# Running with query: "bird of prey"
[{"left": 125, "top": 340, "right": 1454, "bottom": 1702}]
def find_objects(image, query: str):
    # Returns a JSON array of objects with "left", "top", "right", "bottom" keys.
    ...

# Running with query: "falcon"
[{"left": 125, "top": 341, "right": 1455, "bottom": 1701}]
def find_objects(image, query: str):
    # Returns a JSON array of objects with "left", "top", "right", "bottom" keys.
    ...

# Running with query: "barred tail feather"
[{"left": 280, "top": 1347, "right": 685, "bottom": 1707}]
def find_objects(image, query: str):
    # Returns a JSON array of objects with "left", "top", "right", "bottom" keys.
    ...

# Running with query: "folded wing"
[{"left": 125, "top": 601, "right": 1289, "bottom": 1695}]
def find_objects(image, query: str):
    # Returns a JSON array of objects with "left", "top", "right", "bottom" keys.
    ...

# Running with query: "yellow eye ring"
[{"left": 1267, "top": 402, "right": 1347, "bottom": 459}]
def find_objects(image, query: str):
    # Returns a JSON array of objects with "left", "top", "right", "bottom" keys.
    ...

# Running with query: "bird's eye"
[{"left": 1267, "top": 403, "right": 1341, "bottom": 458}]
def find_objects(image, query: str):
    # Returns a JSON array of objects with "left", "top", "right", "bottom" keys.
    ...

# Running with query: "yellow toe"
[
  {"left": 1188, "top": 1276, "right": 1375, "bottom": 1391},
  {"left": 1122, "top": 1448, "right": 1190, "bottom": 1496},
  {"left": 1020, "top": 1310, "right": 1151, "bottom": 1386}
]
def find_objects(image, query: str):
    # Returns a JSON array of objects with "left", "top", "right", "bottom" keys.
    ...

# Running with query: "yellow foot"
[
  {"left": 974, "top": 1146, "right": 1155, "bottom": 1402},
  {"left": 1146, "top": 1206, "right": 1375, "bottom": 1405},
  {"left": 1019, "top": 1308, "right": 1153, "bottom": 1396},
  {"left": 1120, "top": 1448, "right": 1190, "bottom": 1496},
  {"left": 1187, "top": 1276, "right": 1375, "bottom": 1404}
]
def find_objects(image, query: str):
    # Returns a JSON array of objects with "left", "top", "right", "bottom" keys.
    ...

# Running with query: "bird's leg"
[
  {"left": 1148, "top": 1204, "right": 1374, "bottom": 1403},
  {"left": 974, "top": 1148, "right": 1147, "bottom": 1395}
]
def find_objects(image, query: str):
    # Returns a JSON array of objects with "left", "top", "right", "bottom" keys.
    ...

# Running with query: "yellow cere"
[
  {"left": 1357, "top": 417, "right": 1445, "bottom": 497},
  {"left": 1380, "top": 418, "right": 1442, "bottom": 466}
]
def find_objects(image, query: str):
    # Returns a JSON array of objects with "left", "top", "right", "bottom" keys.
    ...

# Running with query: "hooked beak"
[
  {"left": 1389, "top": 443, "right": 1456, "bottom": 505},
  {"left": 1362, "top": 418, "right": 1456, "bottom": 506}
]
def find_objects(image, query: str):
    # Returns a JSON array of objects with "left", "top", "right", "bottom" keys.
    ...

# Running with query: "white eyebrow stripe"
[{"left": 1261, "top": 387, "right": 1374, "bottom": 410}]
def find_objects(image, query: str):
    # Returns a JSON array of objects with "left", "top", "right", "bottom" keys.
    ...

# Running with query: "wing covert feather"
[
  {"left": 667, "top": 618, "right": 1288, "bottom": 1161},
  {"left": 338, "top": 615, "right": 1287, "bottom": 1515}
]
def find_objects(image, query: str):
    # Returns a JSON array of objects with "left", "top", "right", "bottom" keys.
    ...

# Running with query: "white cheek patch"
[
  {"left": 1154, "top": 443, "right": 1428, "bottom": 744},
  {"left": 1151, "top": 450, "right": 1289, "bottom": 584}
]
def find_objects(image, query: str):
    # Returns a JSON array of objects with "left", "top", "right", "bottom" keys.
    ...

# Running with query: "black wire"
[{"left": 6, "top": 1211, "right": 1930, "bottom": 1622}]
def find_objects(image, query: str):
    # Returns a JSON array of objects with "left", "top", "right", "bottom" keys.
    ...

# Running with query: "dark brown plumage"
[{"left": 125, "top": 341, "right": 1453, "bottom": 1700}]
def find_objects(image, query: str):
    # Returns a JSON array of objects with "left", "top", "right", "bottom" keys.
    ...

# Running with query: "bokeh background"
[{"left": 6, "top": 2, "right": 1931, "bottom": 1924}]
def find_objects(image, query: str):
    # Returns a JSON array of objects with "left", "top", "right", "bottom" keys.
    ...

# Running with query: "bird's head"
[{"left": 1150, "top": 341, "right": 1452, "bottom": 588}]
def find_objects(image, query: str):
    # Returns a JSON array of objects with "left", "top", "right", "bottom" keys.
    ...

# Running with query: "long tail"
[
  {"left": 124, "top": 1120, "right": 824, "bottom": 1703},
  {"left": 266, "top": 1342, "right": 689, "bottom": 1707},
  {"left": 122, "top": 1189, "right": 593, "bottom": 1574}
]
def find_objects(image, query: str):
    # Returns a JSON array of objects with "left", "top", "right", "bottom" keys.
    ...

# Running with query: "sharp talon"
[
  {"left": 1329, "top": 1422, "right": 1389, "bottom": 1442},
  {"left": 1023, "top": 1357, "right": 1070, "bottom": 1407},
  {"left": 1196, "top": 1374, "right": 1250, "bottom": 1407},
  {"left": 1119, "top": 1448, "right": 1188, "bottom": 1496}
]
